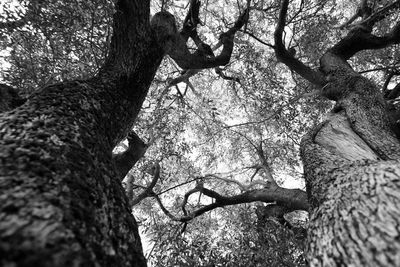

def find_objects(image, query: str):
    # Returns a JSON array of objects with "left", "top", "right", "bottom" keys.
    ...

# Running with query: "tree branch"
[
  {"left": 130, "top": 162, "right": 161, "bottom": 205},
  {"left": 325, "top": 22, "right": 400, "bottom": 65},
  {"left": 153, "top": 193, "right": 182, "bottom": 221},
  {"left": 154, "top": 179, "right": 308, "bottom": 223},
  {"left": 113, "top": 131, "right": 148, "bottom": 181},
  {"left": 255, "top": 142, "right": 278, "bottom": 185},
  {"left": 321, "top": 0, "right": 400, "bottom": 71},
  {"left": 162, "top": 4, "right": 248, "bottom": 87},
  {"left": 167, "top": 69, "right": 201, "bottom": 88},
  {"left": 181, "top": 1, "right": 200, "bottom": 34},
  {"left": 335, "top": 0, "right": 371, "bottom": 29},
  {"left": 315, "top": 0, "right": 400, "bottom": 159},
  {"left": 274, "top": 0, "right": 325, "bottom": 86},
  {"left": 215, "top": 67, "right": 241, "bottom": 84},
  {"left": 241, "top": 30, "right": 275, "bottom": 49},
  {"left": 175, "top": 183, "right": 308, "bottom": 222},
  {"left": 142, "top": 167, "right": 307, "bottom": 223},
  {"left": 167, "top": 6, "right": 249, "bottom": 69},
  {"left": 357, "top": 0, "right": 400, "bottom": 29}
]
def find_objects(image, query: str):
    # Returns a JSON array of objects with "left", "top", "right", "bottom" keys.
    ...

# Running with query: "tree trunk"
[
  {"left": 0, "top": 84, "right": 25, "bottom": 113},
  {"left": 301, "top": 68, "right": 400, "bottom": 266},
  {"left": 0, "top": 1, "right": 164, "bottom": 266},
  {"left": 0, "top": 70, "right": 160, "bottom": 267}
]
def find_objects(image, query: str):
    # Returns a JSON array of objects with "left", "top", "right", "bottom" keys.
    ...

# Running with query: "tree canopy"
[{"left": 1, "top": 0, "right": 400, "bottom": 266}]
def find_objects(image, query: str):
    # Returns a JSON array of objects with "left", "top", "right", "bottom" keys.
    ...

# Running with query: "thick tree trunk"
[
  {"left": 0, "top": 84, "right": 25, "bottom": 113},
  {"left": 0, "top": 71, "right": 160, "bottom": 267},
  {"left": 301, "top": 69, "right": 400, "bottom": 266},
  {"left": 0, "top": 1, "right": 164, "bottom": 266},
  {"left": 272, "top": 1, "right": 400, "bottom": 264}
]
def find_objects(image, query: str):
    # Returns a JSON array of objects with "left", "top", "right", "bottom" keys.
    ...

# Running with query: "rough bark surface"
[
  {"left": 113, "top": 131, "right": 148, "bottom": 181},
  {"left": 0, "top": 84, "right": 25, "bottom": 113},
  {"left": 0, "top": 1, "right": 164, "bottom": 266},
  {"left": 0, "top": 72, "right": 161, "bottom": 267},
  {"left": 272, "top": 0, "right": 400, "bottom": 265},
  {"left": 301, "top": 71, "right": 400, "bottom": 266}
]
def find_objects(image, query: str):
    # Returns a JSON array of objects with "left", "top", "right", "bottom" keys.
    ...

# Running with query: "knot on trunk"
[
  {"left": 150, "top": 11, "right": 177, "bottom": 53},
  {"left": 321, "top": 70, "right": 361, "bottom": 101}
]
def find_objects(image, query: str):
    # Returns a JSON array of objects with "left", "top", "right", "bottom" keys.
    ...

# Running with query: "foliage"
[
  {"left": 142, "top": 205, "right": 306, "bottom": 267},
  {"left": 1, "top": 0, "right": 400, "bottom": 266},
  {"left": 0, "top": 0, "right": 113, "bottom": 95}
]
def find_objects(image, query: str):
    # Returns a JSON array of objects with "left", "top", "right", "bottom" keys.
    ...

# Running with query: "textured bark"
[
  {"left": 0, "top": 1, "right": 164, "bottom": 266},
  {"left": 301, "top": 71, "right": 400, "bottom": 266},
  {"left": 0, "top": 84, "right": 26, "bottom": 113},
  {"left": 113, "top": 131, "right": 148, "bottom": 181},
  {"left": 273, "top": 1, "right": 400, "bottom": 264}
]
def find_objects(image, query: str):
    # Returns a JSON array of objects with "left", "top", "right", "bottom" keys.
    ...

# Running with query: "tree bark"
[
  {"left": 0, "top": 1, "right": 164, "bottom": 266},
  {"left": 0, "top": 84, "right": 26, "bottom": 113},
  {"left": 272, "top": 1, "right": 400, "bottom": 264},
  {"left": 301, "top": 69, "right": 400, "bottom": 266},
  {"left": 113, "top": 131, "right": 148, "bottom": 181}
]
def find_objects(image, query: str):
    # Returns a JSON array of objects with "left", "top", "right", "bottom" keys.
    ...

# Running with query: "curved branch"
[
  {"left": 180, "top": 0, "right": 209, "bottom": 54},
  {"left": 181, "top": 185, "right": 203, "bottom": 216},
  {"left": 185, "top": 185, "right": 308, "bottom": 222},
  {"left": 113, "top": 131, "right": 148, "bottom": 181},
  {"left": 255, "top": 142, "right": 277, "bottom": 184},
  {"left": 130, "top": 162, "right": 160, "bottom": 206},
  {"left": 273, "top": 0, "right": 325, "bottom": 86},
  {"left": 241, "top": 30, "right": 275, "bottom": 49},
  {"left": 180, "top": 0, "right": 202, "bottom": 40},
  {"left": 358, "top": 0, "right": 400, "bottom": 28},
  {"left": 335, "top": 0, "right": 371, "bottom": 29},
  {"left": 215, "top": 68, "right": 241, "bottom": 83},
  {"left": 322, "top": 0, "right": 400, "bottom": 72},
  {"left": 326, "top": 22, "right": 400, "bottom": 66},
  {"left": 153, "top": 194, "right": 182, "bottom": 221},
  {"left": 157, "top": 183, "right": 308, "bottom": 223},
  {"left": 157, "top": 176, "right": 205, "bottom": 195},
  {"left": 167, "top": 8, "right": 249, "bottom": 69},
  {"left": 167, "top": 69, "right": 201, "bottom": 88}
]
